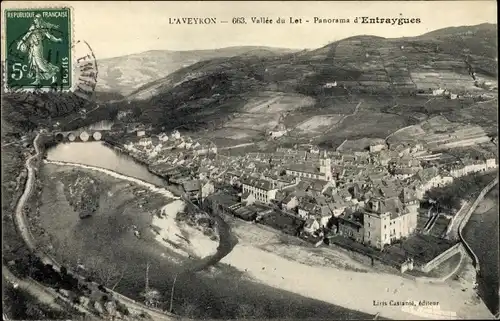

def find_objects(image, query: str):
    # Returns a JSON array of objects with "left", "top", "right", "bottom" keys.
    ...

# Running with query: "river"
[
  {"left": 42, "top": 141, "right": 374, "bottom": 319},
  {"left": 463, "top": 186, "right": 499, "bottom": 316}
]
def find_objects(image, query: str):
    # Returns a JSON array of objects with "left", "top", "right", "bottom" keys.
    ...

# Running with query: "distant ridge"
[
  {"left": 101, "top": 46, "right": 298, "bottom": 60},
  {"left": 110, "top": 23, "right": 497, "bottom": 141},
  {"left": 96, "top": 46, "right": 298, "bottom": 95},
  {"left": 419, "top": 23, "right": 497, "bottom": 38},
  {"left": 94, "top": 24, "right": 497, "bottom": 96}
]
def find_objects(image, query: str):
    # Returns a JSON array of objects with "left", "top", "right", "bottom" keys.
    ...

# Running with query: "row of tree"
[
  {"left": 424, "top": 172, "right": 494, "bottom": 211},
  {"left": 13, "top": 254, "right": 87, "bottom": 297}
]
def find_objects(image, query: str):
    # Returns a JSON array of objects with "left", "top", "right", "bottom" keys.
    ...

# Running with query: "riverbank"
[
  {"left": 37, "top": 164, "right": 215, "bottom": 265},
  {"left": 152, "top": 200, "right": 218, "bottom": 259},
  {"left": 217, "top": 217, "right": 494, "bottom": 320},
  {"left": 42, "top": 159, "right": 219, "bottom": 260},
  {"left": 103, "top": 139, "right": 176, "bottom": 185},
  {"left": 223, "top": 214, "right": 370, "bottom": 272}
]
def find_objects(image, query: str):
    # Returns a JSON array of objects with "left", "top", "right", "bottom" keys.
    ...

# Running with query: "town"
[{"left": 106, "top": 119, "right": 498, "bottom": 274}]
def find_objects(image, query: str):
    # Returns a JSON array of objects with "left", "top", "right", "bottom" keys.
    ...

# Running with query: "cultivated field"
[
  {"left": 242, "top": 92, "right": 316, "bottom": 114},
  {"left": 336, "top": 138, "right": 386, "bottom": 152},
  {"left": 294, "top": 115, "right": 344, "bottom": 133},
  {"left": 320, "top": 111, "right": 410, "bottom": 146},
  {"left": 215, "top": 92, "right": 318, "bottom": 139},
  {"left": 410, "top": 71, "right": 478, "bottom": 92},
  {"left": 447, "top": 99, "right": 498, "bottom": 135},
  {"left": 224, "top": 113, "right": 281, "bottom": 132},
  {"left": 387, "top": 115, "right": 491, "bottom": 151},
  {"left": 207, "top": 127, "right": 263, "bottom": 142},
  {"left": 386, "top": 125, "right": 426, "bottom": 143}
]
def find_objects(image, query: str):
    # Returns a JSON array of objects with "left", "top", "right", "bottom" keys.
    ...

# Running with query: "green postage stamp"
[{"left": 4, "top": 7, "right": 72, "bottom": 91}]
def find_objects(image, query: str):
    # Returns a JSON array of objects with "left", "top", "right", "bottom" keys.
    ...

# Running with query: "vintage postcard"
[{"left": 1, "top": 1, "right": 498, "bottom": 321}]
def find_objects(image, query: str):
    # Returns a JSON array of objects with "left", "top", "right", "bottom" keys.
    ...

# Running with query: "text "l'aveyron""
[{"left": 169, "top": 17, "right": 217, "bottom": 24}]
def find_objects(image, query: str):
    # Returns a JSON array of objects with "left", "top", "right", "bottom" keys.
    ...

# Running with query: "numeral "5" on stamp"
[{"left": 11, "top": 63, "right": 28, "bottom": 81}]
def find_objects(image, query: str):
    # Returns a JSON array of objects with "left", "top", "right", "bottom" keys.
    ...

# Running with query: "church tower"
[{"left": 319, "top": 154, "right": 333, "bottom": 181}]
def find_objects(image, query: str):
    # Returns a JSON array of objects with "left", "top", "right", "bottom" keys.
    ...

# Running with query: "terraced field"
[{"left": 56, "top": 24, "right": 496, "bottom": 148}]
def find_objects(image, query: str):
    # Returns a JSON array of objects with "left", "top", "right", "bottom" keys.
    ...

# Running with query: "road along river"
[
  {"left": 463, "top": 186, "right": 499, "bottom": 316},
  {"left": 39, "top": 141, "right": 375, "bottom": 319}
]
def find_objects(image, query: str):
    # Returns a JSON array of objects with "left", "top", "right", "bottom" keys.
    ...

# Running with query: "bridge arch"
[
  {"left": 55, "top": 132, "right": 64, "bottom": 142},
  {"left": 80, "top": 131, "right": 90, "bottom": 142}
]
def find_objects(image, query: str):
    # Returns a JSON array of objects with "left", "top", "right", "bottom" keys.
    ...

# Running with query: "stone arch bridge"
[{"left": 54, "top": 130, "right": 106, "bottom": 142}]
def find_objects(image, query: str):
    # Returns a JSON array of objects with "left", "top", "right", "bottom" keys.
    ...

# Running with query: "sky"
[{"left": 2, "top": 1, "right": 497, "bottom": 59}]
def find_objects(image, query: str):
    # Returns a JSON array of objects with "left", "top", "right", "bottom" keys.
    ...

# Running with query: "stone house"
[
  {"left": 241, "top": 177, "right": 279, "bottom": 204},
  {"left": 201, "top": 181, "right": 215, "bottom": 201},
  {"left": 303, "top": 218, "right": 320, "bottom": 234},
  {"left": 315, "top": 205, "right": 333, "bottom": 228},
  {"left": 298, "top": 202, "right": 317, "bottom": 219},
  {"left": 362, "top": 196, "right": 418, "bottom": 249},
  {"left": 281, "top": 194, "right": 299, "bottom": 211},
  {"left": 138, "top": 137, "right": 152, "bottom": 146},
  {"left": 338, "top": 212, "right": 364, "bottom": 243}
]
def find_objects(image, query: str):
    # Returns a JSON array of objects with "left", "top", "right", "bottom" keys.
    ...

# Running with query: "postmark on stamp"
[{"left": 4, "top": 7, "right": 72, "bottom": 91}]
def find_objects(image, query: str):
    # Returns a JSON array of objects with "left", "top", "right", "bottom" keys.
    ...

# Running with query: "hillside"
[
  {"left": 1, "top": 25, "right": 496, "bottom": 147},
  {"left": 96, "top": 46, "right": 297, "bottom": 96},
  {"left": 113, "top": 24, "right": 496, "bottom": 147},
  {"left": 130, "top": 24, "right": 497, "bottom": 100}
]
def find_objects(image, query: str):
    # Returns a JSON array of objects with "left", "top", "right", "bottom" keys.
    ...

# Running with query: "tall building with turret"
[{"left": 319, "top": 157, "right": 332, "bottom": 181}]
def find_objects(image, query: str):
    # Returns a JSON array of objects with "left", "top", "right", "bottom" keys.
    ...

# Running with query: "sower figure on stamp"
[{"left": 16, "top": 13, "right": 62, "bottom": 85}]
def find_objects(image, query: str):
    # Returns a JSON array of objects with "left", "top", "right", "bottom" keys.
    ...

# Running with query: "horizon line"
[{"left": 98, "top": 22, "right": 496, "bottom": 60}]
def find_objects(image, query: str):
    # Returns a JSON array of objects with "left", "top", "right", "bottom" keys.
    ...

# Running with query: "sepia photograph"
[{"left": 1, "top": 1, "right": 498, "bottom": 320}]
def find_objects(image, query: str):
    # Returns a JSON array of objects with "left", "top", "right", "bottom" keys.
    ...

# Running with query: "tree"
[
  {"left": 236, "top": 304, "right": 254, "bottom": 319},
  {"left": 107, "top": 105, "right": 120, "bottom": 121},
  {"left": 86, "top": 257, "right": 128, "bottom": 289},
  {"left": 178, "top": 301, "right": 197, "bottom": 318},
  {"left": 131, "top": 105, "right": 143, "bottom": 119},
  {"left": 60, "top": 265, "right": 68, "bottom": 275},
  {"left": 141, "top": 288, "right": 161, "bottom": 309},
  {"left": 26, "top": 301, "right": 48, "bottom": 319}
]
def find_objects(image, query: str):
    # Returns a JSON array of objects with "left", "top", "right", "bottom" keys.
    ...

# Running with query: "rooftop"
[
  {"left": 241, "top": 177, "right": 276, "bottom": 191},
  {"left": 286, "top": 162, "right": 322, "bottom": 174},
  {"left": 365, "top": 197, "right": 405, "bottom": 217},
  {"left": 416, "top": 167, "right": 439, "bottom": 182},
  {"left": 339, "top": 211, "right": 364, "bottom": 227},
  {"left": 207, "top": 192, "right": 240, "bottom": 208},
  {"left": 182, "top": 179, "right": 201, "bottom": 192},
  {"left": 299, "top": 178, "right": 329, "bottom": 191}
]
